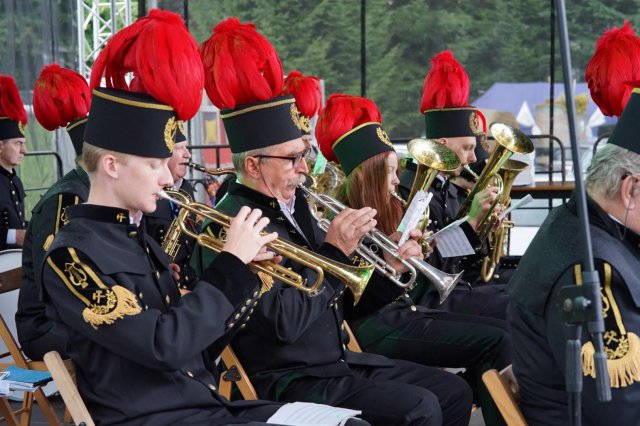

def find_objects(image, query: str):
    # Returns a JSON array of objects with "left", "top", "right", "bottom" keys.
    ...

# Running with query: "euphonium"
[
  {"left": 157, "top": 190, "right": 374, "bottom": 304},
  {"left": 479, "top": 159, "right": 529, "bottom": 282},
  {"left": 161, "top": 189, "right": 194, "bottom": 263},
  {"left": 186, "top": 161, "right": 236, "bottom": 176},
  {"left": 456, "top": 122, "right": 534, "bottom": 234},
  {"left": 299, "top": 185, "right": 463, "bottom": 304}
]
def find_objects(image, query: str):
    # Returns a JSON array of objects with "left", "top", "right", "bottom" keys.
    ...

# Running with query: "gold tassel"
[
  {"left": 257, "top": 271, "right": 274, "bottom": 295},
  {"left": 82, "top": 285, "right": 142, "bottom": 329},
  {"left": 43, "top": 234, "right": 54, "bottom": 251},
  {"left": 582, "top": 332, "right": 640, "bottom": 388}
]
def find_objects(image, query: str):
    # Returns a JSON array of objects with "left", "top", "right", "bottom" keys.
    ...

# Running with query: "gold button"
[
  {"left": 253, "top": 291, "right": 259, "bottom": 298},
  {"left": 145, "top": 305, "right": 149, "bottom": 310},
  {"left": 245, "top": 299, "right": 252, "bottom": 306},
  {"left": 410, "top": 305, "right": 417, "bottom": 312},
  {"left": 240, "top": 306, "right": 247, "bottom": 313},
  {"left": 208, "top": 384, "right": 216, "bottom": 391},
  {"left": 249, "top": 308, "right": 254, "bottom": 315},
  {"left": 186, "top": 371, "right": 194, "bottom": 377},
  {"left": 155, "top": 271, "right": 160, "bottom": 279},
  {"left": 240, "top": 323, "right": 246, "bottom": 329},
  {"left": 138, "top": 292, "right": 143, "bottom": 299},
  {"left": 128, "top": 231, "right": 137, "bottom": 238},
  {"left": 328, "top": 303, "right": 334, "bottom": 308},
  {"left": 228, "top": 322, "right": 235, "bottom": 329},
  {"left": 165, "top": 295, "right": 170, "bottom": 304},
  {"left": 234, "top": 313, "right": 241, "bottom": 320}
]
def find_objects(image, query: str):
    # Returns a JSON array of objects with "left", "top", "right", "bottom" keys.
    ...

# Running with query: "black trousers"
[
  {"left": 279, "top": 358, "right": 472, "bottom": 426},
  {"left": 352, "top": 301, "right": 510, "bottom": 426}
]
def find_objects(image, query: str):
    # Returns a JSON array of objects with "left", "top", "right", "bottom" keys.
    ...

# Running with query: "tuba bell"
[{"left": 456, "top": 122, "right": 534, "bottom": 233}]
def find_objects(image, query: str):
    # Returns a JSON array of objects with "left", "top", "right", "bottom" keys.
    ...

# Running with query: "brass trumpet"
[
  {"left": 186, "top": 161, "right": 236, "bottom": 176},
  {"left": 299, "top": 185, "right": 463, "bottom": 304},
  {"left": 158, "top": 190, "right": 374, "bottom": 304}
]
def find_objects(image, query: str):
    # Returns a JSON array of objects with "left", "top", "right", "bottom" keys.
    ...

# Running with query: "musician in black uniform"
[
  {"left": 194, "top": 18, "right": 473, "bottom": 426},
  {"left": 40, "top": 11, "right": 289, "bottom": 425},
  {"left": 16, "top": 64, "right": 91, "bottom": 361},
  {"left": 508, "top": 26, "right": 640, "bottom": 425},
  {"left": 0, "top": 75, "right": 28, "bottom": 250},
  {"left": 317, "top": 93, "right": 510, "bottom": 426},
  {"left": 143, "top": 123, "right": 199, "bottom": 290},
  {"left": 398, "top": 51, "right": 508, "bottom": 319}
]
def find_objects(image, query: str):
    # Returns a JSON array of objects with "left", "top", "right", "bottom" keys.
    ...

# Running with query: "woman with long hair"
[{"left": 317, "top": 93, "right": 511, "bottom": 426}]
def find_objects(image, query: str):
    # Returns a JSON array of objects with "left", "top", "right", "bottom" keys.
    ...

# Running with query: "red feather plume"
[
  {"left": 315, "top": 94, "right": 381, "bottom": 163},
  {"left": 585, "top": 20, "right": 640, "bottom": 118},
  {"left": 420, "top": 50, "right": 469, "bottom": 112},
  {"left": 0, "top": 76, "right": 27, "bottom": 125},
  {"left": 33, "top": 64, "right": 91, "bottom": 131},
  {"left": 90, "top": 9, "right": 204, "bottom": 120},
  {"left": 283, "top": 70, "right": 322, "bottom": 118},
  {"left": 200, "top": 17, "right": 283, "bottom": 110}
]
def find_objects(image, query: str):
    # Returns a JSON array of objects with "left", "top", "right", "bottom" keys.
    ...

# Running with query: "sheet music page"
[
  {"left": 267, "top": 401, "right": 362, "bottom": 425},
  {"left": 427, "top": 216, "right": 475, "bottom": 258},
  {"left": 397, "top": 190, "right": 432, "bottom": 246}
]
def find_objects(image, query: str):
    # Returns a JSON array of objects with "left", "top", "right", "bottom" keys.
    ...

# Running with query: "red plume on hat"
[
  {"left": 90, "top": 9, "right": 204, "bottom": 120},
  {"left": 0, "top": 76, "right": 27, "bottom": 125},
  {"left": 200, "top": 17, "right": 283, "bottom": 110},
  {"left": 585, "top": 20, "right": 640, "bottom": 118},
  {"left": 33, "top": 64, "right": 91, "bottom": 131},
  {"left": 283, "top": 70, "right": 322, "bottom": 119},
  {"left": 315, "top": 94, "right": 381, "bottom": 162},
  {"left": 420, "top": 50, "right": 469, "bottom": 112}
]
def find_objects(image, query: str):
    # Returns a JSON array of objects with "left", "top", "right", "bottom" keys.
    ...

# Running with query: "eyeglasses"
[{"left": 254, "top": 148, "right": 311, "bottom": 169}]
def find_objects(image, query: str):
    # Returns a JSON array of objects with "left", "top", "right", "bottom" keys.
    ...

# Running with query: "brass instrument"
[
  {"left": 160, "top": 189, "right": 194, "bottom": 263},
  {"left": 299, "top": 185, "right": 463, "bottom": 304},
  {"left": 404, "top": 138, "right": 462, "bottom": 207},
  {"left": 157, "top": 190, "right": 374, "bottom": 304},
  {"left": 186, "top": 161, "right": 236, "bottom": 176},
  {"left": 479, "top": 159, "right": 529, "bottom": 282},
  {"left": 456, "top": 122, "right": 534, "bottom": 235}
]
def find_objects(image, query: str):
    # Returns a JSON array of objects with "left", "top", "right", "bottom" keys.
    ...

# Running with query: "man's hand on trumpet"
[
  {"left": 221, "top": 206, "right": 278, "bottom": 264},
  {"left": 324, "top": 207, "right": 377, "bottom": 256},
  {"left": 384, "top": 229, "right": 424, "bottom": 274}
]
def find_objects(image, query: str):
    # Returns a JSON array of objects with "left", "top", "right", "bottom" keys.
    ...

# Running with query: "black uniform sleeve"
[{"left": 43, "top": 246, "right": 259, "bottom": 371}]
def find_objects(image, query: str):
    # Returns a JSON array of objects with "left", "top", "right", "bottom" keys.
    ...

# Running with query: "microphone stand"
[{"left": 553, "top": 1, "right": 611, "bottom": 425}]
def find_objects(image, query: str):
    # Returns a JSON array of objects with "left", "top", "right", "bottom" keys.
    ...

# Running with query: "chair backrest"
[
  {"left": 218, "top": 346, "right": 258, "bottom": 401},
  {"left": 43, "top": 352, "right": 94, "bottom": 426},
  {"left": 0, "top": 250, "right": 63, "bottom": 426},
  {"left": 342, "top": 321, "right": 362, "bottom": 353},
  {"left": 482, "top": 365, "right": 527, "bottom": 426}
]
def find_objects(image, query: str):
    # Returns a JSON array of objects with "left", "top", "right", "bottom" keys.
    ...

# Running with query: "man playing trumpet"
[{"left": 193, "top": 18, "right": 473, "bottom": 426}]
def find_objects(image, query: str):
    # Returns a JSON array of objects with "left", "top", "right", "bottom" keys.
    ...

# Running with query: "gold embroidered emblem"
[
  {"left": 116, "top": 213, "right": 127, "bottom": 223},
  {"left": 580, "top": 263, "right": 640, "bottom": 388},
  {"left": 289, "top": 104, "right": 309, "bottom": 132},
  {"left": 47, "top": 248, "right": 142, "bottom": 329},
  {"left": 18, "top": 122, "right": 25, "bottom": 136},
  {"left": 217, "top": 227, "right": 227, "bottom": 242},
  {"left": 177, "top": 120, "right": 186, "bottom": 138},
  {"left": 65, "top": 262, "right": 88, "bottom": 289},
  {"left": 60, "top": 207, "right": 69, "bottom": 225},
  {"left": 469, "top": 111, "right": 480, "bottom": 134},
  {"left": 376, "top": 127, "right": 393, "bottom": 147},
  {"left": 164, "top": 116, "right": 176, "bottom": 153}
]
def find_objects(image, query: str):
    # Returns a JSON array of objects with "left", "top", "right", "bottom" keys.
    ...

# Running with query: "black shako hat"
[
  {"left": 607, "top": 88, "right": 640, "bottom": 155},
  {"left": 220, "top": 95, "right": 303, "bottom": 154},
  {"left": 83, "top": 88, "right": 178, "bottom": 158}
]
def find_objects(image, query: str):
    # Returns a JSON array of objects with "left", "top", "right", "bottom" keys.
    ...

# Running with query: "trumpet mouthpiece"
[{"left": 156, "top": 190, "right": 171, "bottom": 201}]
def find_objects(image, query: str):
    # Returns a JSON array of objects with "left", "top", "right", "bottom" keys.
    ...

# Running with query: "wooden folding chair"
[
  {"left": 482, "top": 364, "right": 527, "bottom": 426},
  {"left": 43, "top": 352, "right": 93, "bottom": 426},
  {"left": 0, "top": 250, "right": 63, "bottom": 426},
  {"left": 218, "top": 346, "right": 258, "bottom": 401}
]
